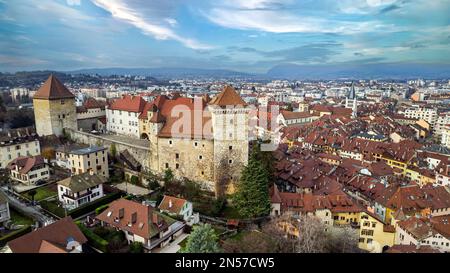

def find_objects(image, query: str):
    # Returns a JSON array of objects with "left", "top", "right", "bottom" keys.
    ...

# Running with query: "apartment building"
[
  {"left": 67, "top": 146, "right": 109, "bottom": 178},
  {"left": 404, "top": 105, "right": 438, "bottom": 127},
  {"left": 0, "top": 127, "right": 41, "bottom": 169}
]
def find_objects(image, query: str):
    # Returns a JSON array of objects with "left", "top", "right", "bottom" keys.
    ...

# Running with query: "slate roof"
[{"left": 57, "top": 172, "right": 106, "bottom": 193}]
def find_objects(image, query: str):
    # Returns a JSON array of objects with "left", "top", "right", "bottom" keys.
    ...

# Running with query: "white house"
[
  {"left": 0, "top": 192, "right": 10, "bottom": 226},
  {"left": 158, "top": 195, "right": 194, "bottom": 222},
  {"left": 106, "top": 95, "right": 147, "bottom": 138},
  {"left": 395, "top": 216, "right": 450, "bottom": 252},
  {"left": 57, "top": 172, "right": 105, "bottom": 209},
  {"left": 7, "top": 155, "right": 49, "bottom": 186}
]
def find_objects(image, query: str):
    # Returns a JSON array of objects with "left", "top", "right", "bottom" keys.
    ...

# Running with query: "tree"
[
  {"left": 326, "top": 226, "right": 360, "bottom": 253},
  {"left": 41, "top": 147, "right": 56, "bottom": 161},
  {"left": 163, "top": 168, "right": 174, "bottom": 186},
  {"left": 181, "top": 223, "right": 222, "bottom": 253},
  {"left": 109, "top": 143, "right": 117, "bottom": 159},
  {"left": 295, "top": 214, "right": 328, "bottom": 253},
  {"left": 233, "top": 148, "right": 271, "bottom": 218},
  {"left": 252, "top": 141, "right": 276, "bottom": 182}
]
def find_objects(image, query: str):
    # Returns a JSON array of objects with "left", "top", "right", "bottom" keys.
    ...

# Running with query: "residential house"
[
  {"left": 57, "top": 172, "right": 106, "bottom": 209},
  {"left": 96, "top": 198, "right": 184, "bottom": 251},
  {"left": 158, "top": 195, "right": 194, "bottom": 222},
  {"left": 7, "top": 155, "right": 49, "bottom": 186},
  {"left": 7, "top": 216, "right": 87, "bottom": 253},
  {"left": 395, "top": 215, "right": 450, "bottom": 252}
]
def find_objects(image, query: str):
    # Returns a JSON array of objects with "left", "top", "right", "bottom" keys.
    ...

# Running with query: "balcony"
[{"left": 62, "top": 190, "right": 92, "bottom": 200}]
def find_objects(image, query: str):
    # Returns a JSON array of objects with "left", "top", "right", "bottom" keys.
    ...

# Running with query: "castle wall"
[{"left": 156, "top": 137, "right": 215, "bottom": 191}]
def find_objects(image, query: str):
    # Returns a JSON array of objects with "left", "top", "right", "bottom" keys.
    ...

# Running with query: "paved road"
[{"left": 0, "top": 186, "right": 56, "bottom": 226}]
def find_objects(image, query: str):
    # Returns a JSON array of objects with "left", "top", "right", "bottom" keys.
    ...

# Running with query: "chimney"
[
  {"left": 169, "top": 199, "right": 173, "bottom": 208},
  {"left": 119, "top": 208, "right": 124, "bottom": 219},
  {"left": 89, "top": 168, "right": 95, "bottom": 176}
]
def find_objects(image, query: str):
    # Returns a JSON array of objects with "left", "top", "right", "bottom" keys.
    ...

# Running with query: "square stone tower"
[
  {"left": 208, "top": 86, "right": 250, "bottom": 195},
  {"left": 33, "top": 74, "right": 77, "bottom": 137}
]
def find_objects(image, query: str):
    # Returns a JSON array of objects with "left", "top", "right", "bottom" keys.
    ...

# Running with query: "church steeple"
[{"left": 345, "top": 82, "right": 357, "bottom": 119}]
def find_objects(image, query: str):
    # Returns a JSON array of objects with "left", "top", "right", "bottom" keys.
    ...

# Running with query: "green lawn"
[
  {"left": 22, "top": 186, "right": 57, "bottom": 201},
  {"left": 10, "top": 209, "right": 34, "bottom": 226}
]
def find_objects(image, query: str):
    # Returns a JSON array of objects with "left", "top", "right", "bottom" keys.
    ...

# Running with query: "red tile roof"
[
  {"left": 108, "top": 95, "right": 147, "bottom": 113},
  {"left": 7, "top": 155, "right": 45, "bottom": 174},
  {"left": 8, "top": 217, "right": 87, "bottom": 253},
  {"left": 209, "top": 86, "right": 247, "bottom": 107},
  {"left": 96, "top": 198, "right": 169, "bottom": 239},
  {"left": 33, "top": 74, "right": 75, "bottom": 100},
  {"left": 158, "top": 195, "right": 187, "bottom": 214}
]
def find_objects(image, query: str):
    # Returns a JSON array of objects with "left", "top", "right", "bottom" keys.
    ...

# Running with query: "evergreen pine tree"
[
  {"left": 182, "top": 223, "right": 221, "bottom": 253},
  {"left": 233, "top": 147, "right": 271, "bottom": 218}
]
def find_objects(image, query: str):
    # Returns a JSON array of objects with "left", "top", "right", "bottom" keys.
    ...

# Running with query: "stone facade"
[{"left": 33, "top": 75, "right": 77, "bottom": 137}]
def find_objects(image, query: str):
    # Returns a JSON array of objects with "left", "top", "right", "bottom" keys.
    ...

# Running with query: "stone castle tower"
[
  {"left": 208, "top": 86, "right": 250, "bottom": 195},
  {"left": 33, "top": 74, "right": 77, "bottom": 137}
]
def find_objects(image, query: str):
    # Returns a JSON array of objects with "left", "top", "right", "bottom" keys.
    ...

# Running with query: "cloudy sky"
[{"left": 0, "top": 0, "right": 449, "bottom": 73}]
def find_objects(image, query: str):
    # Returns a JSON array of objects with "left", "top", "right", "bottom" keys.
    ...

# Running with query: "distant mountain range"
[
  {"left": 68, "top": 67, "right": 254, "bottom": 79},
  {"left": 266, "top": 63, "right": 450, "bottom": 80},
  {"left": 67, "top": 63, "right": 450, "bottom": 80}
]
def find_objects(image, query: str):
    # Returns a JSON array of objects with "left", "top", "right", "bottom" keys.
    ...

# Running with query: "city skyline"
[{"left": 1, "top": 0, "right": 450, "bottom": 73}]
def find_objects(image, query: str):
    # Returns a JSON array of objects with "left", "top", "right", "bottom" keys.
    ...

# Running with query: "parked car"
[{"left": 35, "top": 180, "right": 46, "bottom": 186}]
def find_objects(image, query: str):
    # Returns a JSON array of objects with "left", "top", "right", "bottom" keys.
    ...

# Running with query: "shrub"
[
  {"left": 76, "top": 223, "right": 109, "bottom": 253},
  {"left": 130, "top": 175, "right": 139, "bottom": 185},
  {"left": 129, "top": 242, "right": 144, "bottom": 253}
]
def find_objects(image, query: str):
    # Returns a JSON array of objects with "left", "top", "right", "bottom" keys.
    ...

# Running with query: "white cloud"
[
  {"left": 91, "top": 0, "right": 212, "bottom": 50},
  {"left": 66, "top": 0, "right": 81, "bottom": 6},
  {"left": 204, "top": 7, "right": 387, "bottom": 34}
]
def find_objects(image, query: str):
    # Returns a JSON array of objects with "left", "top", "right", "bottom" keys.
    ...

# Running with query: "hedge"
[
  {"left": 0, "top": 225, "right": 32, "bottom": 246},
  {"left": 40, "top": 191, "right": 123, "bottom": 219},
  {"left": 40, "top": 200, "right": 66, "bottom": 218},
  {"left": 95, "top": 204, "right": 109, "bottom": 215},
  {"left": 76, "top": 223, "right": 109, "bottom": 253}
]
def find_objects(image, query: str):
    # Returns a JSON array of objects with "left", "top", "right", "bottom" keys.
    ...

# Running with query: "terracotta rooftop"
[
  {"left": 108, "top": 95, "right": 147, "bottom": 113},
  {"left": 209, "top": 86, "right": 247, "bottom": 107},
  {"left": 158, "top": 195, "right": 187, "bottom": 214},
  {"left": 7, "top": 155, "right": 45, "bottom": 174},
  {"left": 8, "top": 217, "right": 87, "bottom": 253},
  {"left": 96, "top": 198, "right": 176, "bottom": 239},
  {"left": 33, "top": 74, "right": 75, "bottom": 100}
]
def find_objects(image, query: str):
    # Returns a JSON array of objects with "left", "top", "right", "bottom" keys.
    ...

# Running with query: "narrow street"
[{"left": 0, "top": 186, "right": 56, "bottom": 226}]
